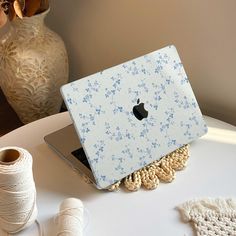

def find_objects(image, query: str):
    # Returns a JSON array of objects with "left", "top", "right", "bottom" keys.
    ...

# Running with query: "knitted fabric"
[{"left": 178, "top": 198, "right": 236, "bottom": 236}]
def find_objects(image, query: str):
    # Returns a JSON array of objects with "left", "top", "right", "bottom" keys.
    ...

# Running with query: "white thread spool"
[
  {"left": 0, "top": 146, "right": 38, "bottom": 234},
  {"left": 56, "top": 198, "right": 84, "bottom": 236}
]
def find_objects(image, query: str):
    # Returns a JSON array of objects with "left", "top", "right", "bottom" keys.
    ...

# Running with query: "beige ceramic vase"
[{"left": 0, "top": 9, "right": 69, "bottom": 124}]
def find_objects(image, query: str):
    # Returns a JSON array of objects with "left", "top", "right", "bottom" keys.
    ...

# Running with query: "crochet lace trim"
[{"left": 178, "top": 198, "right": 236, "bottom": 236}]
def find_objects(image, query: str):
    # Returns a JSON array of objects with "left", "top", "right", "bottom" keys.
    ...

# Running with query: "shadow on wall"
[{"left": 5, "top": 0, "right": 236, "bottom": 125}]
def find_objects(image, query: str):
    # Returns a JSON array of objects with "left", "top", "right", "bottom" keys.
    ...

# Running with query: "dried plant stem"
[
  {"left": 0, "top": 8, "right": 7, "bottom": 27},
  {"left": 24, "top": 0, "right": 41, "bottom": 17},
  {"left": 0, "top": 0, "right": 49, "bottom": 28},
  {"left": 8, "top": 3, "right": 16, "bottom": 21},
  {"left": 39, "top": 0, "right": 48, "bottom": 12},
  {"left": 13, "top": 0, "right": 23, "bottom": 18}
]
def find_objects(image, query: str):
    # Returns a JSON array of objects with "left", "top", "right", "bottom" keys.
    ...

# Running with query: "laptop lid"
[{"left": 61, "top": 45, "right": 207, "bottom": 189}]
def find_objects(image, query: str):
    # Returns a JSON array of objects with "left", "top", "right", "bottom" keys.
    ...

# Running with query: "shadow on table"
[{"left": 32, "top": 143, "right": 109, "bottom": 200}]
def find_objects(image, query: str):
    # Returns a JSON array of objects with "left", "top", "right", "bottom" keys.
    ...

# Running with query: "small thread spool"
[
  {"left": 0, "top": 146, "right": 38, "bottom": 234},
  {"left": 56, "top": 198, "right": 84, "bottom": 236}
]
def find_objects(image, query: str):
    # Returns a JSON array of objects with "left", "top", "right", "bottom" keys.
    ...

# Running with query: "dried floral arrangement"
[{"left": 0, "top": 0, "right": 49, "bottom": 27}]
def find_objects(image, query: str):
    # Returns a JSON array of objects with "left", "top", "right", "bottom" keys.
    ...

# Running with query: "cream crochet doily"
[
  {"left": 82, "top": 144, "right": 189, "bottom": 191},
  {"left": 178, "top": 198, "right": 236, "bottom": 236}
]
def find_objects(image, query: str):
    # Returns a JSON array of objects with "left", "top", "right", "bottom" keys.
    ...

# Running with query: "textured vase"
[{"left": 0, "top": 9, "right": 69, "bottom": 124}]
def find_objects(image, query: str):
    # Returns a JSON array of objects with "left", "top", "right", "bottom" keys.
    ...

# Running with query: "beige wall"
[{"left": 1, "top": 0, "right": 236, "bottom": 125}]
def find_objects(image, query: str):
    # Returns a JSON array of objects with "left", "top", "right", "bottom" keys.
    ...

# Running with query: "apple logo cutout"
[{"left": 132, "top": 98, "right": 148, "bottom": 121}]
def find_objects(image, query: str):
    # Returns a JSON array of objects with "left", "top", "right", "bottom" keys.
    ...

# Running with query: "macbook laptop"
[{"left": 44, "top": 45, "right": 207, "bottom": 189}]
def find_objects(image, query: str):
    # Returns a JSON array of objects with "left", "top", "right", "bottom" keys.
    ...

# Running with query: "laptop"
[{"left": 44, "top": 45, "right": 207, "bottom": 189}]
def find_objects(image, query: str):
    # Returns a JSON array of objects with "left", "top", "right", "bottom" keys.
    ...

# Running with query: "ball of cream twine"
[{"left": 56, "top": 198, "right": 84, "bottom": 236}]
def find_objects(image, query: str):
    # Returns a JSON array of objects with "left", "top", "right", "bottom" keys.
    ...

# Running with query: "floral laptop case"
[{"left": 61, "top": 45, "right": 207, "bottom": 189}]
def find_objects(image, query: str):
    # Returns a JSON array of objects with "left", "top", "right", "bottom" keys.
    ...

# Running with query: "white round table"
[{"left": 0, "top": 113, "right": 236, "bottom": 236}]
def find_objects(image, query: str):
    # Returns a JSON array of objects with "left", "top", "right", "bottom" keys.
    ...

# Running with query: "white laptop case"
[{"left": 61, "top": 45, "right": 207, "bottom": 189}]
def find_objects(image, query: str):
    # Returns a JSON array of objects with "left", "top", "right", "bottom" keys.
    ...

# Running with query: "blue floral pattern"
[{"left": 61, "top": 45, "right": 207, "bottom": 189}]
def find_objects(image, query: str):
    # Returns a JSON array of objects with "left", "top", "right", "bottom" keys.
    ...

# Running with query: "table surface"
[{"left": 0, "top": 112, "right": 236, "bottom": 236}]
